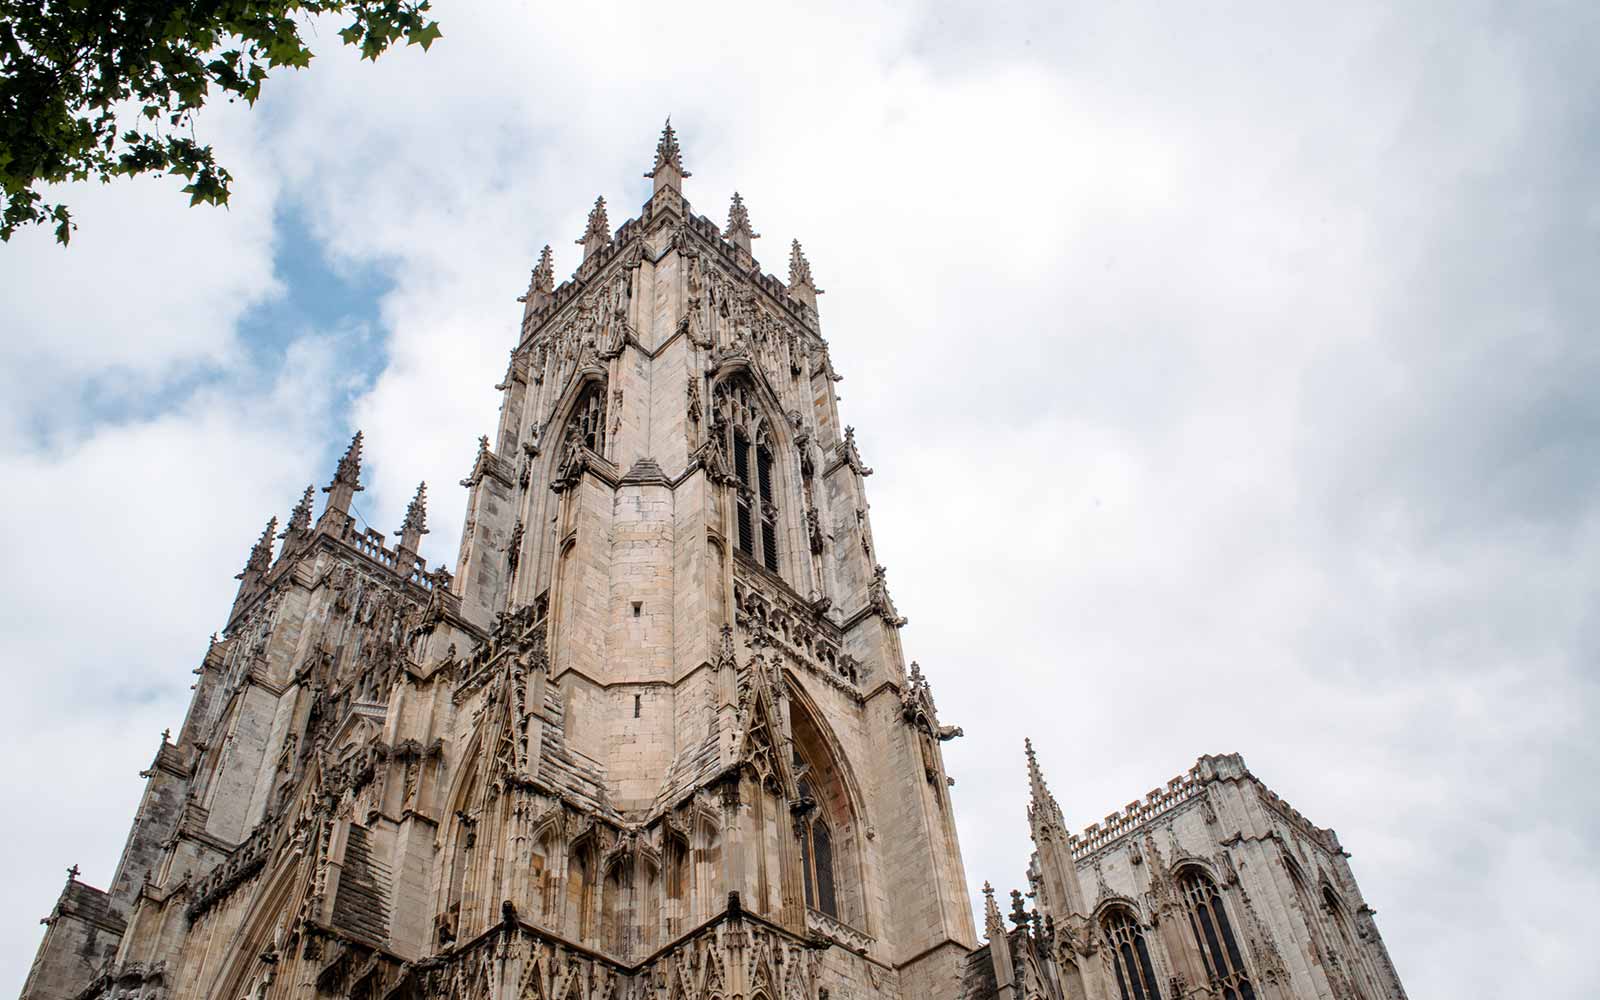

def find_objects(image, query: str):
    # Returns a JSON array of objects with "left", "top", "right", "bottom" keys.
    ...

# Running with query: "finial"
[
  {"left": 644, "top": 117, "right": 691, "bottom": 181},
  {"left": 161, "top": 728, "right": 172, "bottom": 744},
  {"left": 235, "top": 517, "right": 277, "bottom": 580},
  {"left": 282, "top": 485, "right": 315, "bottom": 539},
  {"left": 577, "top": 197, "right": 612, "bottom": 258},
  {"left": 518, "top": 245, "right": 555, "bottom": 304},
  {"left": 67, "top": 864, "right": 80, "bottom": 882},
  {"left": 1009, "top": 889, "right": 1029, "bottom": 928},
  {"left": 725, "top": 192, "right": 760, "bottom": 251}
]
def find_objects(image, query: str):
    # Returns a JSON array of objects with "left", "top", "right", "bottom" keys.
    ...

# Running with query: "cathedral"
[{"left": 20, "top": 124, "right": 1409, "bottom": 1000}]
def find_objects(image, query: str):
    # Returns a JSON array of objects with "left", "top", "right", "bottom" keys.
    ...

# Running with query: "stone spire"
[
  {"left": 1022, "top": 738, "right": 1088, "bottom": 920},
  {"left": 397, "top": 481, "right": 429, "bottom": 560},
  {"left": 518, "top": 245, "right": 555, "bottom": 320},
  {"left": 787, "top": 239, "right": 823, "bottom": 311},
  {"left": 280, "top": 485, "right": 315, "bottom": 547},
  {"left": 644, "top": 117, "right": 690, "bottom": 193},
  {"left": 577, "top": 196, "right": 611, "bottom": 260},
  {"left": 725, "top": 192, "right": 760, "bottom": 252},
  {"left": 320, "top": 431, "right": 364, "bottom": 523}
]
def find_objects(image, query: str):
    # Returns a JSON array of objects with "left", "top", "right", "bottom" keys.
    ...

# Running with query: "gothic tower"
[{"left": 21, "top": 122, "right": 977, "bottom": 1000}]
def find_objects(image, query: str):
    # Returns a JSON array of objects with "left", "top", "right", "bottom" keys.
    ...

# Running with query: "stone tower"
[
  {"left": 21, "top": 123, "right": 1411, "bottom": 1000},
  {"left": 21, "top": 122, "right": 977, "bottom": 1000}
]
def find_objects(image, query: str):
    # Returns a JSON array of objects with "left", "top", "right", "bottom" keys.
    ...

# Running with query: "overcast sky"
[{"left": 3, "top": 1, "right": 1597, "bottom": 996}]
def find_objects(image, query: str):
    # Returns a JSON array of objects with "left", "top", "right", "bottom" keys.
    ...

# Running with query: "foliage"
[{"left": 0, "top": 0, "right": 441, "bottom": 245}]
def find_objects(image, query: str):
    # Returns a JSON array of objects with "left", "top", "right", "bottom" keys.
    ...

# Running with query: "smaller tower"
[{"left": 320, "top": 431, "right": 364, "bottom": 525}]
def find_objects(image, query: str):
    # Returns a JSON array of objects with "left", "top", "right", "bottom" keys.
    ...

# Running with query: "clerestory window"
[{"left": 1179, "top": 869, "right": 1255, "bottom": 1000}]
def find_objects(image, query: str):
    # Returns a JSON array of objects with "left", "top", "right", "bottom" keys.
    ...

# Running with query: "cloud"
[{"left": 5, "top": 1, "right": 1599, "bottom": 997}]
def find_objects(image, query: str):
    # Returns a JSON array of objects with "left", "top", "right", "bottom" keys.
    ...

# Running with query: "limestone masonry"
[{"left": 21, "top": 123, "right": 1408, "bottom": 1000}]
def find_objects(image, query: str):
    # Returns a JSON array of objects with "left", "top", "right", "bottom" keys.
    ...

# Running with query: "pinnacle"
[
  {"left": 577, "top": 197, "right": 611, "bottom": 247},
  {"left": 726, "top": 192, "right": 759, "bottom": 241},
  {"left": 283, "top": 485, "right": 315, "bottom": 536},
  {"left": 237, "top": 517, "right": 278, "bottom": 578},
  {"left": 519, "top": 245, "right": 555, "bottom": 302},
  {"left": 399, "top": 481, "right": 429, "bottom": 539},
  {"left": 325, "top": 431, "right": 365, "bottom": 493},
  {"left": 788, "top": 239, "right": 821, "bottom": 293},
  {"left": 644, "top": 117, "right": 691, "bottom": 180},
  {"left": 1025, "top": 737, "right": 1065, "bottom": 830}
]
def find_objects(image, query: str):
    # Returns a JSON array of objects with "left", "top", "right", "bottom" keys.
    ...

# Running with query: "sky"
[{"left": 2, "top": 0, "right": 1597, "bottom": 995}]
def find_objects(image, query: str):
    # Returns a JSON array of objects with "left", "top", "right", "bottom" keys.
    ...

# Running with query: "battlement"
[{"left": 1070, "top": 765, "right": 1203, "bottom": 859}]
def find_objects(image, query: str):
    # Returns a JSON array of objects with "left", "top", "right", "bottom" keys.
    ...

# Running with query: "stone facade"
[{"left": 19, "top": 124, "right": 1406, "bottom": 1000}]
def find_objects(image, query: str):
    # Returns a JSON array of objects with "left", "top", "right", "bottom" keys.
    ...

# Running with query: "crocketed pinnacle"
[
  {"left": 644, "top": 117, "right": 691, "bottom": 179},
  {"left": 325, "top": 431, "right": 365, "bottom": 493},
  {"left": 982, "top": 881, "right": 1005, "bottom": 941},
  {"left": 788, "top": 239, "right": 821, "bottom": 292},
  {"left": 518, "top": 245, "right": 555, "bottom": 302},
  {"left": 1025, "top": 737, "right": 1065, "bottom": 829},
  {"left": 237, "top": 517, "right": 277, "bottom": 579},
  {"left": 282, "top": 485, "right": 314, "bottom": 537},
  {"left": 726, "top": 192, "right": 760, "bottom": 241},
  {"left": 576, "top": 197, "right": 611, "bottom": 246},
  {"left": 399, "top": 481, "right": 429, "bottom": 538}
]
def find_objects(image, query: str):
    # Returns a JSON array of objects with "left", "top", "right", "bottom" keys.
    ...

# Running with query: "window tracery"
[
  {"left": 1179, "top": 868, "right": 1255, "bottom": 1000},
  {"left": 569, "top": 382, "right": 608, "bottom": 455},
  {"left": 714, "top": 377, "right": 781, "bottom": 573},
  {"left": 1103, "top": 908, "right": 1163, "bottom": 1000}
]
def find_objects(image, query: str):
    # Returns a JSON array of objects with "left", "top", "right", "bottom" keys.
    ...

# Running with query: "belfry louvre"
[{"left": 22, "top": 123, "right": 1407, "bottom": 1000}]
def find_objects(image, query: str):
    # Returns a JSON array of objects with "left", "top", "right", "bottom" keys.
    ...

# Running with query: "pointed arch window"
[
  {"left": 1179, "top": 869, "right": 1255, "bottom": 1000},
  {"left": 570, "top": 381, "right": 608, "bottom": 455},
  {"left": 717, "top": 378, "right": 781, "bottom": 573},
  {"left": 795, "top": 773, "right": 838, "bottom": 919},
  {"left": 1103, "top": 909, "right": 1163, "bottom": 1000}
]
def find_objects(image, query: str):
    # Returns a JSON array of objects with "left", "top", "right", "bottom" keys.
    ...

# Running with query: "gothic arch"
[
  {"left": 437, "top": 729, "right": 490, "bottom": 944},
  {"left": 709, "top": 366, "right": 803, "bottom": 582},
  {"left": 205, "top": 846, "right": 313, "bottom": 1000},
  {"left": 1098, "top": 903, "right": 1164, "bottom": 1000},
  {"left": 785, "top": 680, "right": 867, "bottom": 929},
  {"left": 1174, "top": 864, "right": 1256, "bottom": 1000}
]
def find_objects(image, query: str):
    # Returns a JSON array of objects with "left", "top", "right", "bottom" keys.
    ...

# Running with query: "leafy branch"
[{"left": 0, "top": 0, "right": 442, "bottom": 245}]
